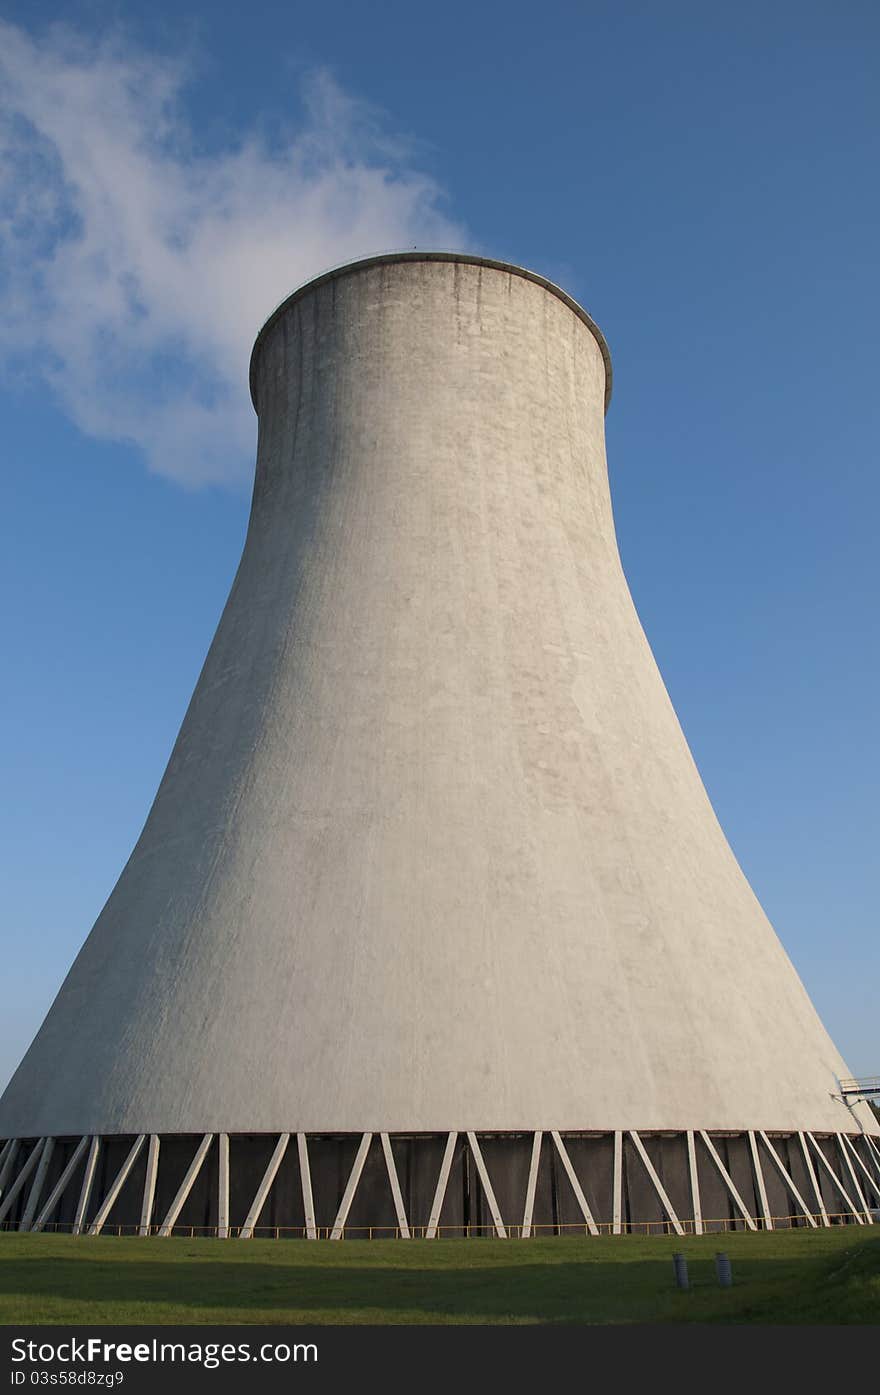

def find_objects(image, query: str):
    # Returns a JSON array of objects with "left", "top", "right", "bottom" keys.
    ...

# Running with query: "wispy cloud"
[{"left": 0, "top": 23, "right": 466, "bottom": 485}]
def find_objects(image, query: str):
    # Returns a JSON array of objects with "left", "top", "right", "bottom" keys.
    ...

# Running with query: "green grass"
[{"left": 2, "top": 1229, "right": 879, "bottom": 1324}]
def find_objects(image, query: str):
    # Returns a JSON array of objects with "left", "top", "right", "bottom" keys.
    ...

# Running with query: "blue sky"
[{"left": 1, "top": 1, "right": 877, "bottom": 1089}]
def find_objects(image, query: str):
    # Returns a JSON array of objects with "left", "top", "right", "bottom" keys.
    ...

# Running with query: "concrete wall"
[{"left": 1, "top": 254, "right": 874, "bottom": 1139}]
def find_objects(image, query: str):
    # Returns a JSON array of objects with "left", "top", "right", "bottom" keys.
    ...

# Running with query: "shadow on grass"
[{"left": 2, "top": 1238, "right": 879, "bottom": 1324}]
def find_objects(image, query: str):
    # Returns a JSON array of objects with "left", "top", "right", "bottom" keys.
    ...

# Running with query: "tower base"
[{"left": 2, "top": 1129, "right": 879, "bottom": 1238}]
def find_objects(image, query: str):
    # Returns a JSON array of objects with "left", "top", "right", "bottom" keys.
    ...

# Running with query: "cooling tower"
[{"left": 1, "top": 253, "right": 878, "bottom": 1240}]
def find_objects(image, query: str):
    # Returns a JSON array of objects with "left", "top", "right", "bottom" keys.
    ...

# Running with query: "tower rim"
[{"left": 248, "top": 250, "right": 613, "bottom": 415}]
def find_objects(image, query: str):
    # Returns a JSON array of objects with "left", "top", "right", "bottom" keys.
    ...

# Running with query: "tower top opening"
[{"left": 248, "top": 250, "right": 613, "bottom": 415}]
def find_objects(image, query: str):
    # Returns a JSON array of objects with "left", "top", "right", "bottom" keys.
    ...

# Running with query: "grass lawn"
[{"left": 1, "top": 1228, "right": 878, "bottom": 1324}]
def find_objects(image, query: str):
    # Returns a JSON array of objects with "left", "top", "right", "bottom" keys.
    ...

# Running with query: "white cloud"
[{"left": 0, "top": 23, "right": 466, "bottom": 485}]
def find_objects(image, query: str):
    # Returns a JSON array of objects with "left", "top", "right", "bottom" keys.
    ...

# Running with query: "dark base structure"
[{"left": 2, "top": 1129, "right": 879, "bottom": 1238}]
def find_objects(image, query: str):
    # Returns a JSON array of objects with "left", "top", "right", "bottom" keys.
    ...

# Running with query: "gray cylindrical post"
[
  {"left": 715, "top": 1251, "right": 732, "bottom": 1287},
  {"left": 672, "top": 1252, "right": 689, "bottom": 1290}
]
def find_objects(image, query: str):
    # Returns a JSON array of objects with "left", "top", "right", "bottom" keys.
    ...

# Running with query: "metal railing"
[
  {"left": 2, "top": 1212, "right": 869, "bottom": 1239},
  {"left": 839, "top": 1077, "right": 880, "bottom": 1097}
]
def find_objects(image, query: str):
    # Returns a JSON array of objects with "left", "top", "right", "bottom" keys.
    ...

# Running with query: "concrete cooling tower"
[{"left": 1, "top": 253, "right": 878, "bottom": 1240}]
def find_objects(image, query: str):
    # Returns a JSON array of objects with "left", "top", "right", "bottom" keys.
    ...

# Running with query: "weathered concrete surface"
[{"left": 1, "top": 254, "right": 875, "bottom": 1139}]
